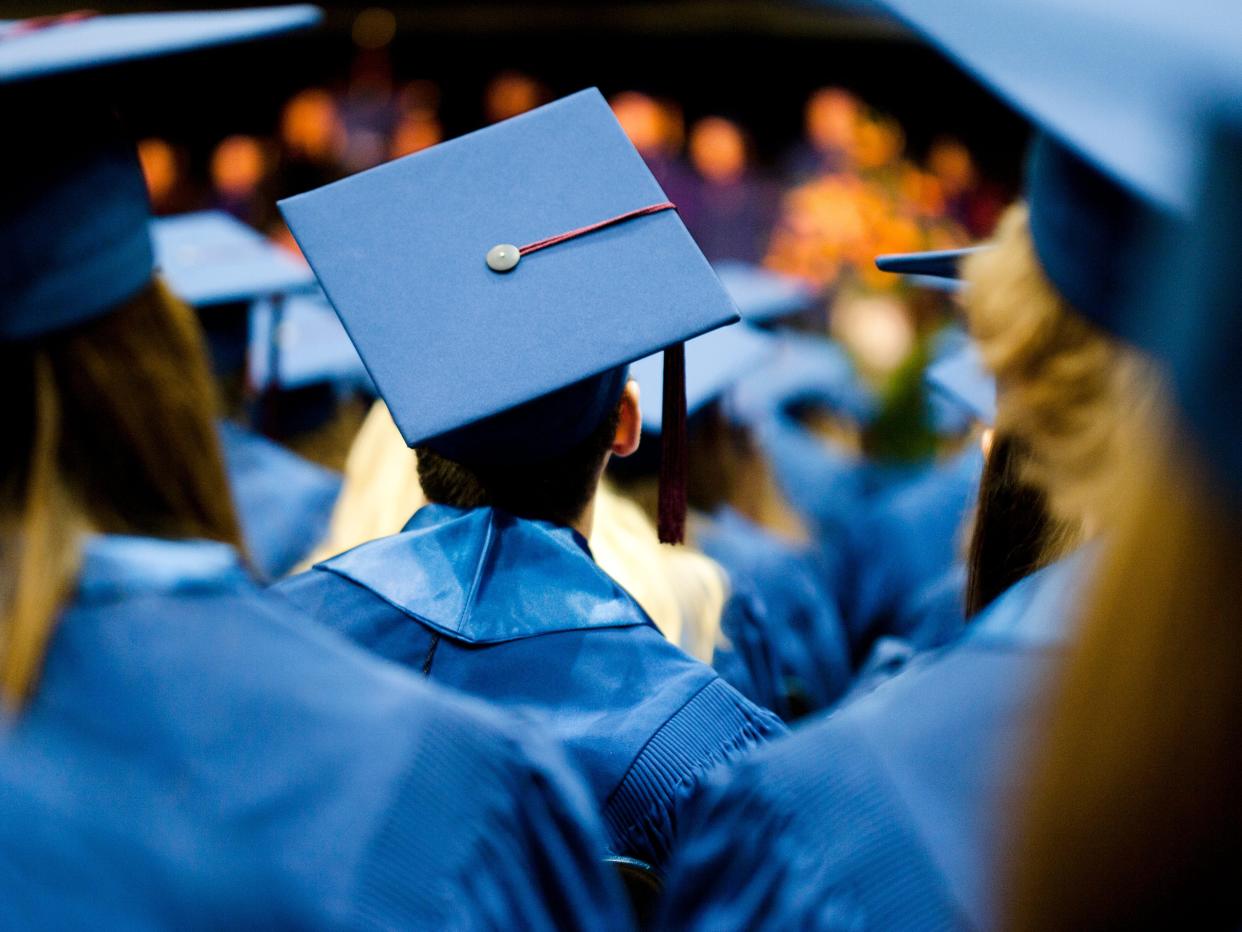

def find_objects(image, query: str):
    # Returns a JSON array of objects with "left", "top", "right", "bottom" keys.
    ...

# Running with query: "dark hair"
[
  {"left": 416, "top": 400, "right": 622, "bottom": 528},
  {"left": 0, "top": 279, "right": 243, "bottom": 705},
  {"left": 965, "top": 433, "right": 1066, "bottom": 617}
]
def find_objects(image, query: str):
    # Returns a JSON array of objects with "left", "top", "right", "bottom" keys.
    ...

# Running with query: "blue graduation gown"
[
  {"left": 657, "top": 551, "right": 1089, "bottom": 931},
  {"left": 696, "top": 507, "right": 853, "bottom": 719},
  {"left": 275, "top": 504, "right": 786, "bottom": 870},
  {"left": 839, "top": 446, "right": 983, "bottom": 664},
  {"left": 0, "top": 534, "right": 626, "bottom": 929},
  {"left": 217, "top": 420, "right": 341, "bottom": 579}
]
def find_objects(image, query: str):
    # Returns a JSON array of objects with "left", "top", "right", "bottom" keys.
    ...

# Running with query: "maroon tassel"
[{"left": 658, "top": 341, "right": 688, "bottom": 545}]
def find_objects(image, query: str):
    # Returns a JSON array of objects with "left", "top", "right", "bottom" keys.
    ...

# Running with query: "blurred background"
[{"left": 4, "top": 0, "right": 1030, "bottom": 461}]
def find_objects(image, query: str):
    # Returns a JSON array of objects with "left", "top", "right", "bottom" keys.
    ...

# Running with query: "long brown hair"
[
  {"left": 1007, "top": 417, "right": 1242, "bottom": 929},
  {"left": 964, "top": 433, "right": 1070, "bottom": 617},
  {"left": 0, "top": 279, "right": 242, "bottom": 707},
  {"left": 959, "top": 204, "right": 1155, "bottom": 598}
]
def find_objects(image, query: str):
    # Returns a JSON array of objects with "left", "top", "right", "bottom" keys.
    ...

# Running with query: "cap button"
[{"left": 486, "top": 243, "right": 520, "bottom": 272}]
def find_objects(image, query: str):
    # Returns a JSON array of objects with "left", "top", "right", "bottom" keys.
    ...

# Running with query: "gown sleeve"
[
  {"left": 349, "top": 704, "right": 631, "bottom": 931},
  {"left": 657, "top": 717, "right": 963, "bottom": 931}
]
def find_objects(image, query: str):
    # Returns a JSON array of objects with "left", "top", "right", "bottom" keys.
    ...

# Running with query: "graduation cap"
[
  {"left": 875, "top": 248, "right": 983, "bottom": 288},
  {"left": 629, "top": 323, "right": 779, "bottom": 434},
  {"left": 863, "top": 0, "right": 1239, "bottom": 334},
  {"left": 151, "top": 210, "right": 315, "bottom": 308},
  {"left": 925, "top": 342, "right": 996, "bottom": 428},
  {"left": 0, "top": 7, "right": 321, "bottom": 342},
  {"left": 280, "top": 88, "right": 740, "bottom": 542},
  {"left": 712, "top": 260, "right": 820, "bottom": 325}
]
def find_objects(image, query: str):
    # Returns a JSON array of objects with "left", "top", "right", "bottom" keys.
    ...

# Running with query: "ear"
[
  {"left": 980, "top": 426, "right": 995, "bottom": 459},
  {"left": 612, "top": 379, "right": 642, "bottom": 458}
]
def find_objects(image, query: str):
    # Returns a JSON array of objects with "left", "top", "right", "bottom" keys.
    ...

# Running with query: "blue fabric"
[
  {"left": 838, "top": 446, "right": 982, "bottom": 665},
  {"left": 279, "top": 88, "right": 739, "bottom": 450},
  {"left": 151, "top": 210, "right": 315, "bottom": 308},
  {"left": 0, "top": 534, "right": 628, "bottom": 928},
  {"left": 847, "top": 565, "right": 968, "bottom": 697},
  {"left": 926, "top": 343, "right": 995, "bottom": 427},
  {"left": 658, "top": 552, "right": 1088, "bottom": 931},
  {"left": 0, "top": 7, "right": 321, "bottom": 82},
  {"left": 698, "top": 507, "right": 853, "bottom": 719},
  {"left": 1132, "top": 124, "right": 1242, "bottom": 505},
  {"left": 275, "top": 503, "right": 785, "bottom": 870},
  {"left": 217, "top": 421, "right": 341, "bottom": 579},
  {"left": 754, "top": 412, "right": 867, "bottom": 550}
]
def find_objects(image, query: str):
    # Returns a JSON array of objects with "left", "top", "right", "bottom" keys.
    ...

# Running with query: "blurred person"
[
  {"left": 1004, "top": 18, "right": 1242, "bottom": 929},
  {"left": 484, "top": 69, "right": 546, "bottom": 123},
  {"left": 338, "top": 48, "right": 397, "bottom": 173},
  {"left": 655, "top": 0, "right": 1184, "bottom": 922},
  {"left": 306, "top": 399, "right": 730, "bottom": 661},
  {"left": 389, "top": 79, "right": 443, "bottom": 159},
  {"left": 844, "top": 341, "right": 997, "bottom": 685},
  {"left": 784, "top": 86, "right": 861, "bottom": 180},
  {"left": 927, "top": 136, "right": 1004, "bottom": 236},
  {"left": 278, "top": 87, "right": 345, "bottom": 196},
  {"left": 658, "top": 201, "right": 1153, "bottom": 932},
  {"left": 614, "top": 324, "right": 854, "bottom": 721},
  {"left": 0, "top": 10, "right": 628, "bottom": 929},
  {"left": 276, "top": 89, "right": 785, "bottom": 872},
  {"left": 150, "top": 210, "right": 346, "bottom": 580},
  {"left": 210, "top": 133, "right": 273, "bottom": 227},
  {"left": 390, "top": 108, "right": 442, "bottom": 158},
  {"left": 136, "top": 137, "right": 197, "bottom": 214},
  {"left": 611, "top": 89, "right": 698, "bottom": 215},
  {"left": 684, "top": 116, "right": 779, "bottom": 263}
]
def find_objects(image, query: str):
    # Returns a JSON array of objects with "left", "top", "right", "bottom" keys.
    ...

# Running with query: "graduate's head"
[
  {"left": 0, "top": 278, "right": 243, "bottom": 707},
  {"left": 1008, "top": 127, "right": 1242, "bottom": 932},
  {"left": 961, "top": 203, "right": 1158, "bottom": 539},
  {"left": 416, "top": 372, "right": 641, "bottom": 530},
  {"left": 280, "top": 88, "right": 741, "bottom": 544}
]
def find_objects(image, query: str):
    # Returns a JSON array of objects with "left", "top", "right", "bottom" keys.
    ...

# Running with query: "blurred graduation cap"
[
  {"left": 629, "top": 323, "right": 779, "bottom": 433},
  {"left": 1129, "top": 112, "right": 1242, "bottom": 503},
  {"left": 863, "top": 0, "right": 1240, "bottom": 335},
  {"left": 925, "top": 342, "right": 996, "bottom": 428},
  {"left": 0, "top": 7, "right": 321, "bottom": 342},
  {"left": 151, "top": 210, "right": 315, "bottom": 307},
  {"left": 281, "top": 88, "right": 739, "bottom": 542},
  {"left": 875, "top": 247, "right": 982, "bottom": 294},
  {"left": 730, "top": 330, "right": 876, "bottom": 428},
  {"left": 248, "top": 290, "right": 370, "bottom": 394},
  {"left": 712, "top": 261, "right": 821, "bottom": 325}
]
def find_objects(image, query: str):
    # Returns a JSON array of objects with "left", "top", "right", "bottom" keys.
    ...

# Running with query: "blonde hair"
[
  {"left": 0, "top": 281, "right": 242, "bottom": 707},
  {"left": 1006, "top": 408, "right": 1242, "bottom": 929},
  {"left": 308, "top": 400, "right": 727, "bottom": 659},
  {"left": 962, "top": 203, "right": 1157, "bottom": 548}
]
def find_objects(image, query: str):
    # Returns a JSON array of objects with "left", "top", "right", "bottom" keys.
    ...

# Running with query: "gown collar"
[
  {"left": 966, "top": 545, "right": 1095, "bottom": 650},
  {"left": 318, "top": 504, "right": 654, "bottom": 645},
  {"left": 75, "top": 534, "right": 250, "bottom": 603}
]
